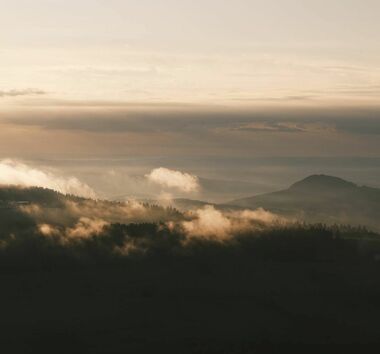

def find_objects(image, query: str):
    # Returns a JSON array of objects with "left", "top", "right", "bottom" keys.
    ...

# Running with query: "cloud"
[
  {"left": 38, "top": 218, "right": 109, "bottom": 247},
  {"left": 0, "top": 159, "right": 96, "bottom": 198},
  {"left": 233, "top": 121, "right": 336, "bottom": 134},
  {"left": 6, "top": 105, "right": 380, "bottom": 136},
  {"left": 232, "top": 207, "right": 289, "bottom": 225},
  {"left": 182, "top": 205, "right": 232, "bottom": 239},
  {"left": 0, "top": 88, "right": 46, "bottom": 97},
  {"left": 21, "top": 197, "right": 180, "bottom": 230},
  {"left": 3, "top": 106, "right": 380, "bottom": 167},
  {"left": 230, "top": 95, "right": 316, "bottom": 102},
  {"left": 38, "top": 223, "right": 60, "bottom": 237},
  {"left": 181, "top": 205, "right": 288, "bottom": 241},
  {"left": 146, "top": 167, "right": 200, "bottom": 193},
  {"left": 65, "top": 217, "right": 109, "bottom": 239}
]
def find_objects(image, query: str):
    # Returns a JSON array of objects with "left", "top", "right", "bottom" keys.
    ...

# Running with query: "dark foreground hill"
[
  {"left": 1, "top": 224, "right": 380, "bottom": 354},
  {"left": 229, "top": 175, "right": 380, "bottom": 230},
  {"left": 1, "top": 184, "right": 380, "bottom": 353}
]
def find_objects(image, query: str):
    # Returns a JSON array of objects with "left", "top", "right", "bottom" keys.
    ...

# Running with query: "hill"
[
  {"left": 0, "top": 185, "right": 80, "bottom": 207},
  {"left": 1, "top": 183, "right": 380, "bottom": 352},
  {"left": 229, "top": 174, "right": 380, "bottom": 230}
]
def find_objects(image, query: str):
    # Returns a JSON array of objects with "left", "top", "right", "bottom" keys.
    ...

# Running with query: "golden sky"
[
  {"left": 1, "top": 0, "right": 380, "bottom": 107},
  {"left": 0, "top": 0, "right": 380, "bottom": 179}
]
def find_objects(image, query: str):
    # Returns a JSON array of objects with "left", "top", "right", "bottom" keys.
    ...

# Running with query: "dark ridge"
[
  {"left": 0, "top": 185, "right": 84, "bottom": 206},
  {"left": 228, "top": 174, "right": 380, "bottom": 230},
  {"left": 289, "top": 174, "right": 357, "bottom": 192}
]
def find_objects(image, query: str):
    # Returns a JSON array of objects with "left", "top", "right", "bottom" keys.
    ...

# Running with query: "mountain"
[{"left": 229, "top": 174, "right": 380, "bottom": 230}]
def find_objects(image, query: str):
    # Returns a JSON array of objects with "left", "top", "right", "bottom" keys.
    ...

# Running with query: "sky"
[
  {"left": 1, "top": 0, "right": 380, "bottom": 199},
  {"left": 1, "top": 0, "right": 380, "bottom": 105}
]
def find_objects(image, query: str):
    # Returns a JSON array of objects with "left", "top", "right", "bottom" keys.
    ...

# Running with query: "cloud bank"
[
  {"left": 146, "top": 167, "right": 200, "bottom": 193},
  {"left": 0, "top": 159, "right": 96, "bottom": 198}
]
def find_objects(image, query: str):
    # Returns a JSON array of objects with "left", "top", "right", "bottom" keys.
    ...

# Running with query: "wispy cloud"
[
  {"left": 0, "top": 88, "right": 46, "bottom": 98},
  {"left": 233, "top": 121, "right": 336, "bottom": 134}
]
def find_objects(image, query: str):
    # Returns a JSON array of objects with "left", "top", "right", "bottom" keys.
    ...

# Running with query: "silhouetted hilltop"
[
  {"left": 229, "top": 175, "right": 380, "bottom": 230},
  {"left": 289, "top": 174, "right": 357, "bottom": 192}
]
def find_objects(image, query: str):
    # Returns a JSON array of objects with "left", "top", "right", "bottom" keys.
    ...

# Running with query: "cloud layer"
[{"left": 0, "top": 159, "right": 96, "bottom": 198}]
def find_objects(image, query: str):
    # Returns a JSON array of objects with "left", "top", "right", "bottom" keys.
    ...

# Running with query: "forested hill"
[
  {"left": 229, "top": 175, "right": 380, "bottom": 230},
  {"left": 0, "top": 185, "right": 83, "bottom": 207}
]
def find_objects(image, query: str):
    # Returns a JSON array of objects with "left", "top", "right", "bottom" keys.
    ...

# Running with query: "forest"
[{"left": 1, "top": 186, "right": 380, "bottom": 353}]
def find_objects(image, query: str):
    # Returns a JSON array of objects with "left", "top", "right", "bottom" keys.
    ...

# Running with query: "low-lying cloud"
[
  {"left": 39, "top": 217, "right": 109, "bottom": 243},
  {"left": 146, "top": 167, "right": 200, "bottom": 193},
  {"left": 182, "top": 205, "right": 232, "bottom": 239},
  {"left": 29, "top": 202, "right": 288, "bottom": 253},
  {"left": 0, "top": 159, "right": 96, "bottom": 198},
  {"left": 21, "top": 197, "right": 181, "bottom": 229},
  {"left": 181, "top": 205, "right": 288, "bottom": 241},
  {"left": 18, "top": 188, "right": 289, "bottom": 250}
]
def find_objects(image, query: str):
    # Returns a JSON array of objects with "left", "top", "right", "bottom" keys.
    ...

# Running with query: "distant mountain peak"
[{"left": 289, "top": 174, "right": 357, "bottom": 191}]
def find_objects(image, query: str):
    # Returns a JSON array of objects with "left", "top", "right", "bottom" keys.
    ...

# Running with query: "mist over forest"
[
  {"left": 1, "top": 173, "right": 380, "bottom": 353},
  {"left": 0, "top": 131, "right": 379, "bottom": 354}
]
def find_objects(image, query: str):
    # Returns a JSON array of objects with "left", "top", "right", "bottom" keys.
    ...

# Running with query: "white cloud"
[
  {"left": 182, "top": 205, "right": 231, "bottom": 239},
  {"left": 0, "top": 159, "right": 96, "bottom": 198},
  {"left": 66, "top": 217, "right": 108, "bottom": 239},
  {"left": 181, "top": 206, "right": 289, "bottom": 241},
  {"left": 145, "top": 167, "right": 200, "bottom": 193}
]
